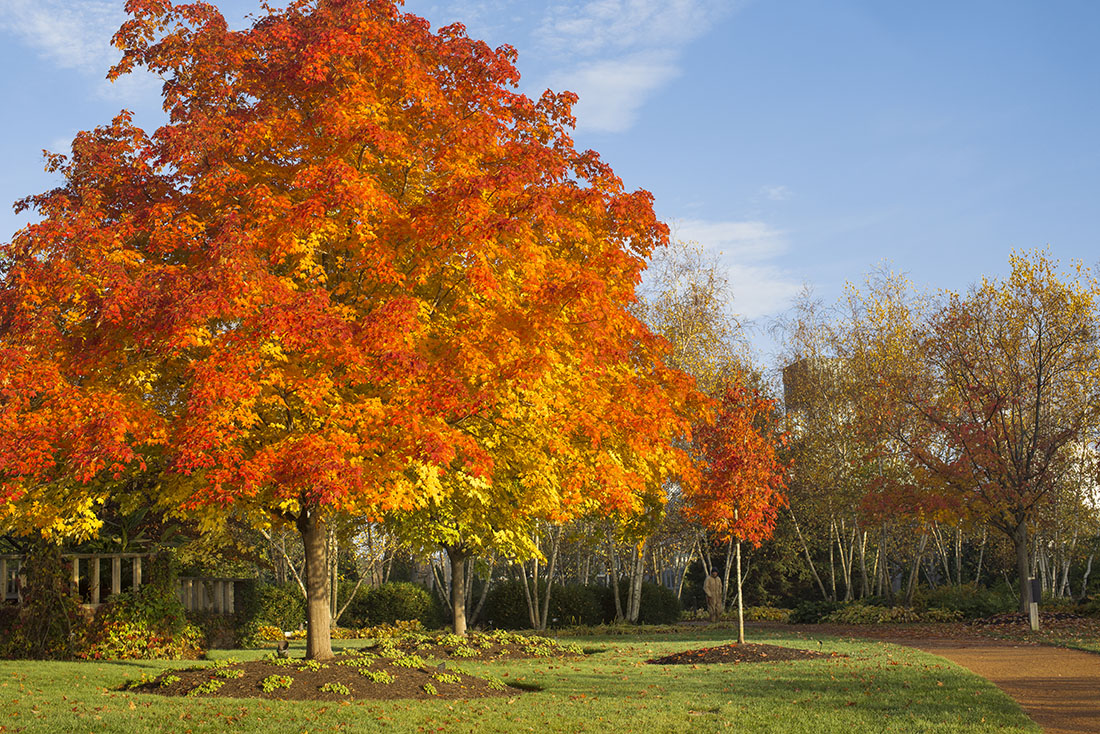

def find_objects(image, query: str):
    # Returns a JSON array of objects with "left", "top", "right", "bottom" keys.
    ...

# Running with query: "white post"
[
  {"left": 182, "top": 579, "right": 193, "bottom": 611},
  {"left": 111, "top": 556, "right": 122, "bottom": 597},
  {"left": 91, "top": 558, "right": 101, "bottom": 606},
  {"left": 133, "top": 556, "right": 142, "bottom": 590},
  {"left": 71, "top": 557, "right": 80, "bottom": 597},
  {"left": 227, "top": 581, "right": 235, "bottom": 614}
]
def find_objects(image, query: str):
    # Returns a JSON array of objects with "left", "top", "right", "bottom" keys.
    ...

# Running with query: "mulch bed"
[
  {"left": 130, "top": 653, "right": 517, "bottom": 701},
  {"left": 647, "top": 642, "right": 841, "bottom": 665},
  {"left": 128, "top": 635, "right": 584, "bottom": 701}
]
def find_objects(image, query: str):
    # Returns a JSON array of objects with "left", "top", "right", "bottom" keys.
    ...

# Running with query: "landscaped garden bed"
[
  {"left": 647, "top": 642, "right": 841, "bottom": 665},
  {"left": 129, "top": 651, "right": 516, "bottom": 701}
]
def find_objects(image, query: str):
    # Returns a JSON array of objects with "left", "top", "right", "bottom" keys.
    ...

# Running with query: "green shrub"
[
  {"left": 358, "top": 582, "right": 437, "bottom": 627},
  {"left": 916, "top": 583, "right": 1015, "bottom": 620},
  {"left": 822, "top": 602, "right": 962, "bottom": 624},
  {"left": 789, "top": 599, "right": 841, "bottom": 624},
  {"left": 637, "top": 582, "right": 682, "bottom": 624},
  {"left": 590, "top": 581, "right": 686, "bottom": 625},
  {"left": 548, "top": 584, "right": 603, "bottom": 627},
  {"left": 0, "top": 544, "right": 87, "bottom": 659},
  {"left": 482, "top": 579, "right": 535, "bottom": 629},
  {"left": 79, "top": 555, "right": 204, "bottom": 660},
  {"left": 742, "top": 606, "right": 791, "bottom": 622},
  {"left": 235, "top": 582, "right": 305, "bottom": 646}
]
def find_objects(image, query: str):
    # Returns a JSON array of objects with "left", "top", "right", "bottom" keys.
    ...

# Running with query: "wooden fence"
[{"left": 0, "top": 554, "right": 245, "bottom": 614}]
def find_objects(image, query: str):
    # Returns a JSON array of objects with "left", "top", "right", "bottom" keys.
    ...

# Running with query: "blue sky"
[{"left": 2, "top": 0, "right": 1099, "bottom": 362}]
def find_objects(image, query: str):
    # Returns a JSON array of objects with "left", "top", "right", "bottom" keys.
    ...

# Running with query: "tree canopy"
[{"left": 0, "top": 0, "right": 700, "bottom": 657}]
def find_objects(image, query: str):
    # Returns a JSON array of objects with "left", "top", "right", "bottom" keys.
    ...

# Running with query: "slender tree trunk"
[
  {"left": 607, "top": 535, "right": 624, "bottom": 622},
  {"left": 904, "top": 533, "right": 927, "bottom": 606},
  {"left": 1014, "top": 520, "right": 1032, "bottom": 613},
  {"left": 539, "top": 529, "right": 561, "bottom": 630},
  {"left": 955, "top": 527, "right": 963, "bottom": 586},
  {"left": 720, "top": 538, "right": 734, "bottom": 611},
  {"left": 735, "top": 533, "right": 744, "bottom": 644},
  {"left": 297, "top": 507, "right": 333, "bottom": 660},
  {"left": 1079, "top": 554, "right": 1094, "bottom": 600},
  {"left": 789, "top": 508, "right": 828, "bottom": 600},
  {"left": 445, "top": 545, "right": 469, "bottom": 635},
  {"left": 975, "top": 527, "right": 987, "bottom": 587},
  {"left": 858, "top": 530, "right": 869, "bottom": 599},
  {"left": 518, "top": 560, "right": 540, "bottom": 629},
  {"left": 468, "top": 558, "right": 494, "bottom": 628}
]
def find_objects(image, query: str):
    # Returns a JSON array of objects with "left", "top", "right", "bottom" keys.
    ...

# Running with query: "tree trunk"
[
  {"left": 735, "top": 536, "right": 744, "bottom": 645},
  {"left": 627, "top": 543, "right": 646, "bottom": 623},
  {"left": 606, "top": 533, "right": 624, "bottom": 622},
  {"left": 721, "top": 537, "right": 734, "bottom": 611},
  {"left": 1014, "top": 520, "right": 1032, "bottom": 613},
  {"left": 974, "top": 527, "right": 987, "bottom": 587},
  {"left": 789, "top": 507, "right": 829, "bottom": 600},
  {"left": 445, "top": 545, "right": 469, "bottom": 635},
  {"left": 468, "top": 557, "right": 494, "bottom": 628},
  {"left": 858, "top": 531, "right": 869, "bottom": 599},
  {"left": 904, "top": 533, "right": 927, "bottom": 606},
  {"left": 1079, "top": 554, "right": 1093, "bottom": 600},
  {"left": 297, "top": 507, "right": 333, "bottom": 660},
  {"left": 539, "top": 530, "right": 561, "bottom": 630}
]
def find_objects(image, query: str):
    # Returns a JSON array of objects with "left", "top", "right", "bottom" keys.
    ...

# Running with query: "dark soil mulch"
[
  {"left": 129, "top": 650, "right": 521, "bottom": 701},
  {"left": 647, "top": 642, "right": 842, "bottom": 665}
]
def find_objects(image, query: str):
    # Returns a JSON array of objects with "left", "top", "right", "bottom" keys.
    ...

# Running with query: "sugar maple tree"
[
  {"left": 685, "top": 376, "right": 787, "bottom": 643},
  {"left": 0, "top": 0, "right": 699, "bottom": 657}
]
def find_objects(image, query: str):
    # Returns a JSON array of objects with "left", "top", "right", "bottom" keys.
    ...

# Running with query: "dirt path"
[{"left": 784, "top": 624, "right": 1100, "bottom": 734}]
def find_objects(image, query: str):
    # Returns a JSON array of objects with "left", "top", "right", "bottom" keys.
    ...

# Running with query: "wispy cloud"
[
  {"left": 547, "top": 51, "right": 678, "bottom": 133},
  {"left": 0, "top": 0, "right": 160, "bottom": 101},
  {"left": 0, "top": 0, "right": 123, "bottom": 70},
  {"left": 760, "top": 184, "right": 792, "bottom": 202},
  {"left": 535, "top": 0, "right": 739, "bottom": 132},
  {"left": 671, "top": 218, "right": 801, "bottom": 319},
  {"left": 534, "top": 0, "right": 721, "bottom": 57}
]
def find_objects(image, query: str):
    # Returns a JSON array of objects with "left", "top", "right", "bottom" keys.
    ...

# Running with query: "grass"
[{"left": 0, "top": 627, "right": 1039, "bottom": 733}]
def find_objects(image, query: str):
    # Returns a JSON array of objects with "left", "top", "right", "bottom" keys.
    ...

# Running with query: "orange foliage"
[{"left": 685, "top": 378, "right": 787, "bottom": 546}]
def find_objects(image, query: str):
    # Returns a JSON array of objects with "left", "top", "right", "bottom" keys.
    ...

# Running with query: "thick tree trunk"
[
  {"left": 445, "top": 545, "right": 469, "bottom": 635},
  {"left": 297, "top": 507, "right": 333, "bottom": 660},
  {"left": 627, "top": 544, "right": 646, "bottom": 623}
]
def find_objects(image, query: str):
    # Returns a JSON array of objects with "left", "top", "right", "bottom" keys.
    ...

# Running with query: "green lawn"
[{"left": 0, "top": 628, "right": 1038, "bottom": 733}]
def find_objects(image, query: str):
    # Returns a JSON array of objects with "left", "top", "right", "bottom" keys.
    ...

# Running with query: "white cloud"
[
  {"left": 549, "top": 51, "right": 678, "bottom": 132},
  {"left": 535, "top": 0, "right": 731, "bottom": 57},
  {"left": 534, "top": 0, "right": 738, "bottom": 132},
  {"left": 0, "top": 0, "right": 124, "bottom": 70},
  {"left": 0, "top": 0, "right": 163, "bottom": 102},
  {"left": 672, "top": 219, "right": 786, "bottom": 261},
  {"left": 760, "top": 184, "right": 792, "bottom": 201},
  {"left": 670, "top": 218, "right": 801, "bottom": 319}
]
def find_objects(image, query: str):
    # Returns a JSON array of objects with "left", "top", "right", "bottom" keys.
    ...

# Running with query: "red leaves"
[{"left": 686, "top": 378, "right": 788, "bottom": 546}]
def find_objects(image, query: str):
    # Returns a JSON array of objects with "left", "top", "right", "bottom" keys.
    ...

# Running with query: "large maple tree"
[{"left": 0, "top": 0, "right": 698, "bottom": 657}]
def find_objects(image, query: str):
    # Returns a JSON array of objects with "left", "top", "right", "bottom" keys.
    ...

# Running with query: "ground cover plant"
[{"left": 0, "top": 627, "right": 1038, "bottom": 733}]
